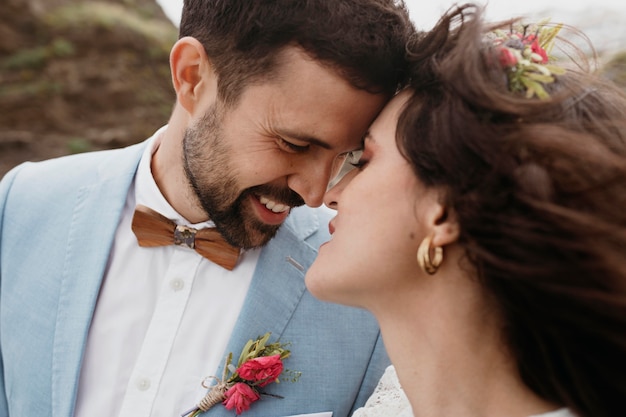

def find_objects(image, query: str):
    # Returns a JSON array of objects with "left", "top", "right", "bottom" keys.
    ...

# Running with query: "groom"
[{"left": 0, "top": 1, "right": 414, "bottom": 416}]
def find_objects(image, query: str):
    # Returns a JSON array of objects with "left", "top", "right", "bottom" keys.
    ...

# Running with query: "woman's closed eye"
[{"left": 346, "top": 149, "right": 367, "bottom": 169}]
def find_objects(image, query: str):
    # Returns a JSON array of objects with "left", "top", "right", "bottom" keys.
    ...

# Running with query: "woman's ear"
[
  {"left": 169, "top": 36, "right": 218, "bottom": 114},
  {"left": 423, "top": 196, "right": 460, "bottom": 248}
]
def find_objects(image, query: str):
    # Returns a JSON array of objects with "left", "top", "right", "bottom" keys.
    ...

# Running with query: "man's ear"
[
  {"left": 169, "top": 36, "right": 218, "bottom": 114},
  {"left": 423, "top": 198, "right": 460, "bottom": 248}
]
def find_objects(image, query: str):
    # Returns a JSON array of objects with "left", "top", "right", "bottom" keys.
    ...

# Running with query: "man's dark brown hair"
[{"left": 180, "top": 0, "right": 415, "bottom": 106}]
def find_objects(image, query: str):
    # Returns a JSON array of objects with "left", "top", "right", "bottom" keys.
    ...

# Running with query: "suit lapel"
[
  {"left": 51, "top": 143, "right": 145, "bottom": 417},
  {"left": 211, "top": 208, "right": 320, "bottom": 383}
]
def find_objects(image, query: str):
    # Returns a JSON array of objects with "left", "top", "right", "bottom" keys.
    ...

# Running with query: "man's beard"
[{"left": 182, "top": 107, "right": 304, "bottom": 249}]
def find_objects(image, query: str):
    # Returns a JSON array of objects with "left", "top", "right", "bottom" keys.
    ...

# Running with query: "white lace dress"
[
  {"left": 352, "top": 366, "right": 413, "bottom": 417},
  {"left": 352, "top": 366, "right": 577, "bottom": 417}
]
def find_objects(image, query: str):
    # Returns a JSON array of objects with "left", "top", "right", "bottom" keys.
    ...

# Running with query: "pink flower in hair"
[
  {"left": 498, "top": 47, "right": 518, "bottom": 68},
  {"left": 530, "top": 39, "right": 548, "bottom": 63}
]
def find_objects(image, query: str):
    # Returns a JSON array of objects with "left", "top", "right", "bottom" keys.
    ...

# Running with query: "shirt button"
[
  {"left": 170, "top": 278, "right": 185, "bottom": 291},
  {"left": 136, "top": 377, "right": 151, "bottom": 391}
]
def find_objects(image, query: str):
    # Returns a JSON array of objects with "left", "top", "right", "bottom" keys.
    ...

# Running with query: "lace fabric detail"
[
  {"left": 352, "top": 365, "right": 577, "bottom": 417},
  {"left": 352, "top": 366, "right": 413, "bottom": 417}
]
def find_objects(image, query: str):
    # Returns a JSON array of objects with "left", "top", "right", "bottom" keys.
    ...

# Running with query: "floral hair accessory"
[
  {"left": 488, "top": 20, "right": 566, "bottom": 99},
  {"left": 181, "top": 332, "right": 301, "bottom": 416}
]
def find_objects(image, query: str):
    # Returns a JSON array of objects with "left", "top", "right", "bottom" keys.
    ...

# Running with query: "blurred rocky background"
[
  {"left": 0, "top": 0, "right": 177, "bottom": 176},
  {"left": 1, "top": 0, "right": 626, "bottom": 177}
]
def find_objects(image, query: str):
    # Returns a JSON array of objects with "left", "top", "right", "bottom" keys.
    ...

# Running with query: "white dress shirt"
[{"left": 75, "top": 128, "right": 260, "bottom": 417}]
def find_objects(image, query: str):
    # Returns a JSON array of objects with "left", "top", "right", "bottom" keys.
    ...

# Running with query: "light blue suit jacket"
[{"left": 0, "top": 141, "right": 389, "bottom": 417}]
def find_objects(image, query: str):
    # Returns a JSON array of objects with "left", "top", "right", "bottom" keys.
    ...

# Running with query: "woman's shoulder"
[{"left": 351, "top": 366, "right": 413, "bottom": 417}]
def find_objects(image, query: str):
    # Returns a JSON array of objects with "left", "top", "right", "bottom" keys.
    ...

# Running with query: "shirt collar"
[{"left": 134, "top": 126, "right": 215, "bottom": 229}]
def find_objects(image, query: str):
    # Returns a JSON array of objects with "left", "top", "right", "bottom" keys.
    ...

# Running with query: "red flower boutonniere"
[{"left": 182, "top": 333, "right": 301, "bottom": 416}]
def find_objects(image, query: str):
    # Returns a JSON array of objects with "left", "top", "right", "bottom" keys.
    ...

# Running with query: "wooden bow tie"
[{"left": 131, "top": 205, "right": 240, "bottom": 271}]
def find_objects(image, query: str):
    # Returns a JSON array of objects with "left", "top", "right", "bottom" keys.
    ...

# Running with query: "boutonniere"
[{"left": 182, "top": 332, "right": 301, "bottom": 416}]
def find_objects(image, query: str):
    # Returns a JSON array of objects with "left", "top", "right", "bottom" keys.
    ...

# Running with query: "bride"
[{"left": 305, "top": 4, "right": 626, "bottom": 417}]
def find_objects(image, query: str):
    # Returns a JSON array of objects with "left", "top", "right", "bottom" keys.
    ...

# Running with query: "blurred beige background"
[{"left": 0, "top": 0, "right": 177, "bottom": 176}]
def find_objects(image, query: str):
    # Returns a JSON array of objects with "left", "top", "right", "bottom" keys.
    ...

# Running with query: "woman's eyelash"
[{"left": 350, "top": 160, "right": 367, "bottom": 168}]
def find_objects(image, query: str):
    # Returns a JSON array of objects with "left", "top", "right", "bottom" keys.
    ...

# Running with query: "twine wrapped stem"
[
  {"left": 197, "top": 381, "right": 229, "bottom": 411},
  {"left": 180, "top": 380, "right": 229, "bottom": 417}
]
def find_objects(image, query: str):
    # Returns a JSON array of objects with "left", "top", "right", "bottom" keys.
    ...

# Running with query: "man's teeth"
[{"left": 259, "top": 196, "right": 290, "bottom": 213}]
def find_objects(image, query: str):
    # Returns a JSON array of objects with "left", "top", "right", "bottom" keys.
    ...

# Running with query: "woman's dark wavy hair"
[
  {"left": 179, "top": 0, "right": 414, "bottom": 107},
  {"left": 398, "top": 4, "right": 626, "bottom": 417}
]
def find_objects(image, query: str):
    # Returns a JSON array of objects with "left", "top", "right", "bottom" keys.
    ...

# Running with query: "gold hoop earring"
[{"left": 417, "top": 234, "right": 443, "bottom": 275}]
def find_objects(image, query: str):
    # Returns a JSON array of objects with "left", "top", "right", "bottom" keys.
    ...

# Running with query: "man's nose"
[{"left": 287, "top": 157, "right": 337, "bottom": 207}]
